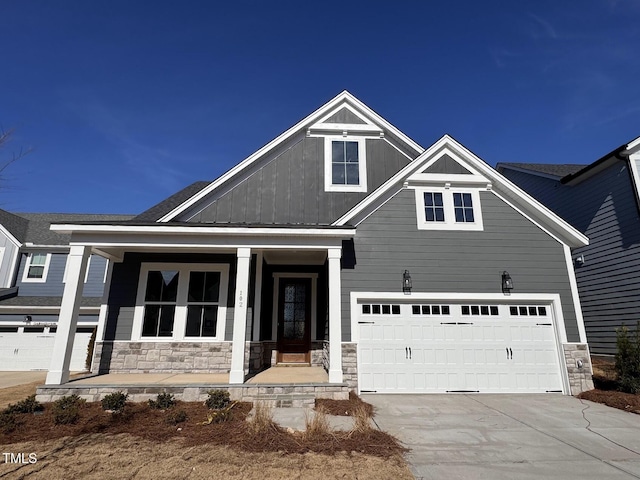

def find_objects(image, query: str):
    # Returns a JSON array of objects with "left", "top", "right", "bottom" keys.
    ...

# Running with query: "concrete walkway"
[{"left": 364, "top": 394, "right": 640, "bottom": 480}]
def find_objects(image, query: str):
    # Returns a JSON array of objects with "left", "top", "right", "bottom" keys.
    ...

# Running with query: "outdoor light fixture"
[
  {"left": 403, "top": 270, "right": 412, "bottom": 294},
  {"left": 24, "top": 315, "right": 32, "bottom": 323},
  {"left": 501, "top": 271, "right": 514, "bottom": 293}
]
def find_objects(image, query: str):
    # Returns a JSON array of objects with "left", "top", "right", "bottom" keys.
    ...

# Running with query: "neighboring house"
[
  {"left": 42, "top": 91, "right": 593, "bottom": 397},
  {"left": 497, "top": 136, "right": 640, "bottom": 356},
  {"left": 0, "top": 210, "right": 133, "bottom": 370}
]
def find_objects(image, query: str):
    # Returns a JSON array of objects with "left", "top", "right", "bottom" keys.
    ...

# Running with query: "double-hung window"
[
  {"left": 324, "top": 136, "right": 367, "bottom": 192},
  {"left": 415, "top": 188, "right": 483, "bottom": 230},
  {"left": 22, "top": 253, "right": 51, "bottom": 282},
  {"left": 134, "top": 264, "right": 229, "bottom": 341}
]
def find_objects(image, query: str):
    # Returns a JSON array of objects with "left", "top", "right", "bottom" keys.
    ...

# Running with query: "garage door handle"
[
  {"left": 405, "top": 347, "right": 408, "bottom": 359},
  {"left": 409, "top": 347, "right": 412, "bottom": 359},
  {"left": 506, "top": 347, "right": 513, "bottom": 360}
]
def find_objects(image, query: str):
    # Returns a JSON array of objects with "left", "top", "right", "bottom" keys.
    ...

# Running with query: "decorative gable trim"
[
  {"left": 334, "top": 135, "right": 589, "bottom": 249},
  {"left": 157, "top": 91, "right": 424, "bottom": 222}
]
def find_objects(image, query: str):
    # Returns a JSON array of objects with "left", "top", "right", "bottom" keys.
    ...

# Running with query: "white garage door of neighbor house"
[
  {"left": 358, "top": 301, "right": 564, "bottom": 394},
  {"left": 0, "top": 327, "right": 94, "bottom": 371}
]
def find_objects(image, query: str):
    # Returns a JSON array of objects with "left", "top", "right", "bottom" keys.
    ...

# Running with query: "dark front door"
[{"left": 277, "top": 277, "right": 311, "bottom": 363}]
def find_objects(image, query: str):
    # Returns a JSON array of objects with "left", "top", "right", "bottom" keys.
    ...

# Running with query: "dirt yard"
[{"left": 0, "top": 384, "right": 412, "bottom": 479}]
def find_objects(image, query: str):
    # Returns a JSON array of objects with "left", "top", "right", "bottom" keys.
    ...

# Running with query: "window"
[
  {"left": 461, "top": 305, "right": 499, "bottom": 316},
  {"left": 185, "top": 271, "right": 221, "bottom": 337},
  {"left": 453, "top": 193, "right": 474, "bottom": 223},
  {"left": 134, "top": 264, "right": 229, "bottom": 341},
  {"left": 414, "top": 188, "right": 483, "bottom": 231},
  {"left": 361, "top": 304, "right": 401, "bottom": 315},
  {"left": 22, "top": 253, "right": 51, "bottom": 282},
  {"left": 424, "top": 192, "right": 445, "bottom": 222},
  {"left": 509, "top": 305, "right": 548, "bottom": 317},
  {"left": 411, "top": 304, "right": 450, "bottom": 315},
  {"left": 324, "top": 136, "right": 367, "bottom": 192}
]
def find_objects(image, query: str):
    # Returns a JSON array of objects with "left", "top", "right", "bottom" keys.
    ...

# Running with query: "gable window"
[
  {"left": 424, "top": 192, "right": 445, "bottom": 222},
  {"left": 453, "top": 192, "right": 474, "bottom": 223},
  {"left": 324, "top": 136, "right": 367, "bottom": 192},
  {"left": 22, "top": 253, "right": 51, "bottom": 283},
  {"left": 414, "top": 188, "right": 483, "bottom": 231},
  {"left": 133, "top": 263, "right": 229, "bottom": 341}
]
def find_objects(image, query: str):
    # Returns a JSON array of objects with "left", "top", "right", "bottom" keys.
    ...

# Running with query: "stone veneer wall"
[
  {"left": 341, "top": 343, "right": 357, "bottom": 389},
  {"left": 563, "top": 343, "right": 594, "bottom": 395},
  {"left": 92, "top": 341, "right": 232, "bottom": 374}
]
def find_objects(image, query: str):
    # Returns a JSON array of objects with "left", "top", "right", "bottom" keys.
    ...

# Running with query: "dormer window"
[
  {"left": 414, "top": 187, "right": 484, "bottom": 231},
  {"left": 22, "top": 252, "right": 51, "bottom": 283},
  {"left": 324, "top": 136, "right": 367, "bottom": 192}
]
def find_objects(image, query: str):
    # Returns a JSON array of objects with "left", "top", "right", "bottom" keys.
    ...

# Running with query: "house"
[
  {"left": 497, "top": 136, "right": 640, "bottom": 356},
  {"left": 37, "top": 91, "right": 594, "bottom": 400},
  {"left": 0, "top": 210, "right": 133, "bottom": 370}
]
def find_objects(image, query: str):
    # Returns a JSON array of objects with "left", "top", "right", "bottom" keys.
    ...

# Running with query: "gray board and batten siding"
[
  {"left": 340, "top": 188, "right": 580, "bottom": 343},
  {"left": 423, "top": 154, "right": 474, "bottom": 175},
  {"left": 15, "top": 253, "right": 108, "bottom": 298},
  {"left": 323, "top": 107, "right": 367, "bottom": 125},
  {"left": 179, "top": 135, "right": 415, "bottom": 225},
  {"left": 501, "top": 160, "right": 640, "bottom": 355},
  {"left": 104, "top": 253, "right": 256, "bottom": 343}
]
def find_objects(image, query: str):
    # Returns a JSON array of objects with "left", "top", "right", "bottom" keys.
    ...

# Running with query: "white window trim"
[
  {"left": 324, "top": 136, "right": 367, "bottom": 193},
  {"left": 131, "top": 263, "right": 229, "bottom": 342},
  {"left": 413, "top": 187, "right": 484, "bottom": 231},
  {"left": 22, "top": 252, "right": 52, "bottom": 283}
]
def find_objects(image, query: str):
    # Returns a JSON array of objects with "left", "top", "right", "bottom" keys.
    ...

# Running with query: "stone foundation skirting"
[
  {"left": 341, "top": 343, "right": 357, "bottom": 388},
  {"left": 93, "top": 341, "right": 233, "bottom": 374},
  {"left": 35, "top": 383, "right": 349, "bottom": 407},
  {"left": 563, "top": 343, "right": 594, "bottom": 395}
]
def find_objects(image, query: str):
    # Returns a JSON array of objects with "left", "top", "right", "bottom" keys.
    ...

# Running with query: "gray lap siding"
[{"left": 340, "top": 189, "right": 579, "bottom": 342}]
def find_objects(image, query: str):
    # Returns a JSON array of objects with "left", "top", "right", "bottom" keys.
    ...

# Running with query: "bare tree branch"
[{"left": 0, "top": 126, "right": 33, "bottom": 175}]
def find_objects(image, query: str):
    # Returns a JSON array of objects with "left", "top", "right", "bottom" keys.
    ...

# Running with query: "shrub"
[
  {"left": 0, "top": 411, "right": 20, "bottom": 433},
  {"left": 101, "top": 391, "right": 128, "bottom": 412},
  {"left": 52, "top": 394, "right": 85, "bottom": 425},
  {"left": 149, "top": 392, "right": 176, "bottom": 410},
  {"left": 5, "top": 395, "right": 43, "bottom": 414},
  {"left": 166, "top": 409, "right": 188, "bottom": 425},
  {"left": 615, "top": 324, "right": 640, "bottom": 394},
  {"left": 205, "top": 389, "right": 230, "bottom": 410}
]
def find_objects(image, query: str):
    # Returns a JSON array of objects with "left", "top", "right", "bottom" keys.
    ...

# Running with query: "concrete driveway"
[
  {"left": 0, "top": 371, "right": 46, "bottom": 389},
  {"left": 364, "top": 394, "right": 640, "bottom": 480}
]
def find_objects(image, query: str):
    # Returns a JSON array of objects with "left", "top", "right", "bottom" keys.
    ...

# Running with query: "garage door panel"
[{"left": 358, "top": 300, "right": 564, "bottom": 394}]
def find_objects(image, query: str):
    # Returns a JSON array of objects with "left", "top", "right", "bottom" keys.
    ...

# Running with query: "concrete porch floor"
[{"left": 67, "top": 366, "right": 328, "bottom": 386}]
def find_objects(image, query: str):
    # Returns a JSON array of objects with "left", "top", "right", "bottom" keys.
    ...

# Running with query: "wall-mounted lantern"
[
  {"left": 501, "top": 271, "right": 514, "bottom": 293},
  {"left": 403, "top": 270, "right": 412, "bottom": 294}
]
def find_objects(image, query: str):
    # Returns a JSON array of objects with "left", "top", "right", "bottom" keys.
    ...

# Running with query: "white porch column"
[
  {"left": 327, "top": 247, "right": 343, "bottom": 383},
  {"left": 46, "top": 245, "right": 90, "bottom": 385},
  {"left": 229, "top": 247, "right": 251, "bottom": 384}
]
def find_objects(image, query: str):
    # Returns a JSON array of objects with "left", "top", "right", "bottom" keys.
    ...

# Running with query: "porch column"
[
  {"left": 229, "top": 247, "right": 251, "bottom": 384},
  {"left": 46, "top": 245, "right": 90, "bottom": 385},
  {"left": 327, "top": 247, "right": 343, "bottom": 383},
  {"left": 252, "top": 250, "right": 263, "bottom": 341}
]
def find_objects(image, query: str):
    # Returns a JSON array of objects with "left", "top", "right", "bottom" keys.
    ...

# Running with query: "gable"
[
  {"left": 158, "top": 91, "right": 424, "bottom": 222},
  {"left": 178, "top": 135, "right": 413, "bottom": 225},
  {"left": 422, "top": 154, "right": 473, "bottom": 175},
  {"left": 335, "top": 135, "right": 588, "bottom": 248},
  {"left": 323, "top": 107, "right": 367, "bottom": 125}
]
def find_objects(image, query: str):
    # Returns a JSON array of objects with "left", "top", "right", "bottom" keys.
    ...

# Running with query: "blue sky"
[{"left": 1, "top": 0, "right": 639, "bottom": 214}]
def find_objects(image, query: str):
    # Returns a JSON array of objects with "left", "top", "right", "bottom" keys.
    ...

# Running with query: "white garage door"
[
  {"left": 0, "top": 326, "right": 94, "bottom": 371},
  {"left": 358, "top": 301, "right": 564, "bottom": 393}
]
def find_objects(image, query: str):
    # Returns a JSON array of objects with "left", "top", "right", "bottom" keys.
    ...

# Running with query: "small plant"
[
  {"left": 52, "top": 394, "right": 85, "bottom": 425},
  {"left": 149, "top": 392, "right": 176, "bottom": 410},
  {"left": 85, "top": 327, "right": 97, "bottom": 371},
  {"left": 5, "top": 395, "right": 43, "bottom": 414},
  {"left": 200, "top": 401, "right": 237, "bottom": 425},
  {"left": 247, "top": 401, "right": 277, "bottom": 434},
  {"left": 350, "top": 403, "right": 373, "bottom": 434},
  {"left": 615, "top": 324, "right": 640, "bottom": 394},
  {"left": 205, "top": 389, "right": 230, "bottom": 410},
  {"left": 101, "top": 391, "right": 129, "bottom": 412},
  {"left": 303, "top": 406, "right": 332, "bottom": 440},
  {"left": 166, "top": 409, "right": 188, "bottom": 425},
  {"left": 0, "top": 411, "right": 20, "bottom": 433}
]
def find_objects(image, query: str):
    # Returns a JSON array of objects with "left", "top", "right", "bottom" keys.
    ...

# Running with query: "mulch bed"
[
  {"left": 0, "top": 398, "right": 404, "bottom": 458},
  {"left": 315, "top": 391, "right": 374, "bottom": 417},
  {"left": 579, "top": 389, "right": 640, "bottom": 414}
]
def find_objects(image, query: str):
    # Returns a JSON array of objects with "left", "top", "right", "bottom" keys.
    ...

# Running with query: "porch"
[{"left": 35, "top": 366, "right": 349, "bottom": 407}]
